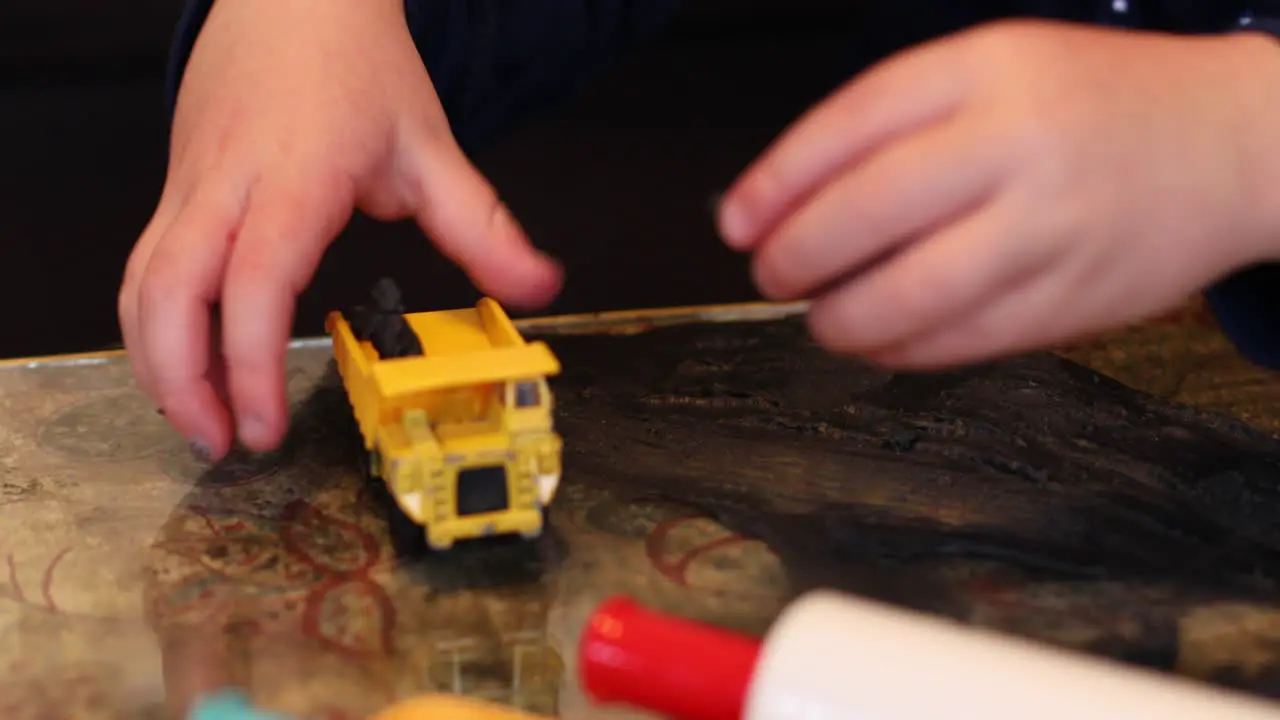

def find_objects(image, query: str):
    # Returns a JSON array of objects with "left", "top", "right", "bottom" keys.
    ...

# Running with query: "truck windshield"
[{"left": 514, "top": 381, "right": 540, "bottom": 408}]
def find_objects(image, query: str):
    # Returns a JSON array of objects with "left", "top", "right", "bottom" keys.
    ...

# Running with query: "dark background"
[{"left": 0, "top": 0, "right": 966, "bottom": 359}]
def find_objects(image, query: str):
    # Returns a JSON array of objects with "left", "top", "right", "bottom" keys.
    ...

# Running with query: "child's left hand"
[{"left": 719, "top": 20, "right": 1280, "bottom": 368}]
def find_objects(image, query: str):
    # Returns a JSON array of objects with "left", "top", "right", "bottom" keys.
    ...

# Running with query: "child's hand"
[
  {"left": 719, "top": 20, "right": 1280, "bottom": 369},
  {"left": 118, "top": 0, "right": 562, "bottom": 460}
]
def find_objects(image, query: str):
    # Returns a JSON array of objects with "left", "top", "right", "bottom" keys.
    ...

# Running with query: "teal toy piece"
[{"left": 188, "top": 689, "right": 297, "bottom": 720}]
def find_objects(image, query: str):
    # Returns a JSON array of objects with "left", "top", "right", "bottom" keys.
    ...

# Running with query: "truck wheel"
[
  {"left": 520, "top": 508, "right": 551, "bottom": 540},
  {"left": 386, "top": 496, "right": 428, "bottom": 558},
  {"left": 355, "top": 444, "right": 370, "bottom": 479},
  {"left": 355, "top": 444, "right": 381, "bottom": 485}
]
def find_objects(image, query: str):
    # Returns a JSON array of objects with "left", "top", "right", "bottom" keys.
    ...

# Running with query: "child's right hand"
[{"left": 118, "top": 0, "right": 564, "bottom": 462}]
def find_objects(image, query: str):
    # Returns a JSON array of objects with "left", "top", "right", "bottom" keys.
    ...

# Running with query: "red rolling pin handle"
[{"left": 579, "top": 596, "right": 763, "bottom": 720}]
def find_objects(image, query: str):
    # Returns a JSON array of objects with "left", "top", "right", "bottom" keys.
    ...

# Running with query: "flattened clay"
[{"left": 538, "top": 317, "right": 1280, "bottom": 694}]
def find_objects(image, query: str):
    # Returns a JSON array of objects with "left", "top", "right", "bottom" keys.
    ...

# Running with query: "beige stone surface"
[{"left": 0, "top": 308, "right": 796, "bottom": 720}]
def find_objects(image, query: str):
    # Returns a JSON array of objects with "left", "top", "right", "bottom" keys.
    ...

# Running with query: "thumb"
[{"left": 405, "top": 133, "right": 563, "bottom": 310}]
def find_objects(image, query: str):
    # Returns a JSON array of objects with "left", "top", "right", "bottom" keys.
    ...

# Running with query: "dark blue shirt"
[
  {"left": 165, "top": 0, "right": 688, "bottom": 153},
  {"left": 164, "top": 0, "right": 1280, "bottom": 369}
]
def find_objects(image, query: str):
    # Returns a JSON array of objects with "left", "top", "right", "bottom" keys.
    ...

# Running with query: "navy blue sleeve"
[
  {"left": 1204, "top": 265, "right": 1280, "bottom": 369},
  {"left": 1200, "top": 18, "right": 1280, "bottom": 370},
  {"left": 164, "top": 0, "right": 687, "bottom": 153},
  {"left": 164, "top": 0, "right": 211, "bottom": 116}
]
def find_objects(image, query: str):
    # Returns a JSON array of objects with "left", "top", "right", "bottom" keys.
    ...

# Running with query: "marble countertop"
[{"left": 0, "top": 300, "right": 1275, "bottom": 719}]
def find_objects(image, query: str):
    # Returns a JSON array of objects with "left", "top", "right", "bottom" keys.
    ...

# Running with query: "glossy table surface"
[{"left": 0, "top": 300, "right": 1276, "bottom": 719}]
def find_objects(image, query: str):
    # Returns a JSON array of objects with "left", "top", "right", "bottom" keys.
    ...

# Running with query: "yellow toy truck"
[{"left": 325, "top": 279, "right": 563, "bottom": 554}]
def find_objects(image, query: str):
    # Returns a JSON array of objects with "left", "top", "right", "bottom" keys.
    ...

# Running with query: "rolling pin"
[{"left": 579, "top": 590, "right": 1280, "bottom": 720}]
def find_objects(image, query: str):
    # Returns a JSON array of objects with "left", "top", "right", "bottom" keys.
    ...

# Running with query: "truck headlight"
[{"left": 536, "top": 452, "right": 558, "bottom": 475}]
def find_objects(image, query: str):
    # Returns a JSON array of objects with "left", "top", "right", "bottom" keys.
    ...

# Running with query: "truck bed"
[
  {"left": 404, "top": 307, "right": 513, "bottom": 356},
  {"left": 326, "top": 297, "right": 561, "bottom": 448}
]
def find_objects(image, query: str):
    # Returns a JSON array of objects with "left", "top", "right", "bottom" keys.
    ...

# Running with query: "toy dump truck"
[{"left": 326, "top": 279, "right": 563, "bottom": 554}]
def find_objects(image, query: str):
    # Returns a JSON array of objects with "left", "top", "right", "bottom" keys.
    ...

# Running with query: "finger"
[
  {"left": 136, "top": 184, "right": 246, "bottom": 459},
  {"left": 865, "top": 240, "right": 1182, "bottom": 370},
  {"left": 718, "top": 36, "right": 974, "bottom": 251},
  {"left": 221, "top": 170, "right": 353, "bottom": 451},
  {"left": 805, "top": 199, "right": 1061, "bottom": 359},
  {"left": 751, "top": 115, "right": 1006, "bottom": 301},
  {"left": 159, "top": 622, "right": 232, "bottom": 720},
  {"left": 120, "top": 199, "right": 183, "bottom": 401},
  {"left": 157, "top": 597, "right": 236, "bottom": 720},
  {"left": 859, "top": 271, "right": 1070, "bottom": 370},
  {"left": 405, "top": 134, "right": 563, "bottom": 310}
]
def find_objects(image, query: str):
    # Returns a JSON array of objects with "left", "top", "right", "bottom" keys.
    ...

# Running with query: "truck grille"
[{"left": 456, "top": 465, "right": 509, "bottom": 516}]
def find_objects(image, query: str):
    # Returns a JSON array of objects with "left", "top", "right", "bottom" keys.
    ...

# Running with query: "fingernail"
[
  {"left": 189, "top": 440, "right": 213, "bottom": 464},
  {"left": 717, "top": 197, "right": 750, "bottom": 250},
  {"left": 237, "top": 414, "right": 266, "bottom": 446},
  {"left": 536, "top": 250, "right": 565, "bottom": 275}
]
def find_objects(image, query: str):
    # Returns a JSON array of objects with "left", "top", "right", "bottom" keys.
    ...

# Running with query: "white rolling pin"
[{"left": 579, "top": 590, "right": 1280, "bottom": 720}]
